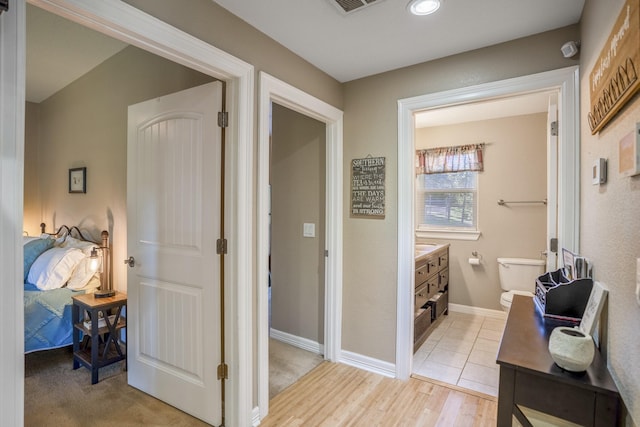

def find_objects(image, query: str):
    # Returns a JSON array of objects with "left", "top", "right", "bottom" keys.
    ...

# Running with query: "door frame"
[
  {"left": 396, "top": 66, "right": 580, "bottom": 379},
  {"left": 2, "top": 0, "right": 255, "bottom": 425},
  {"left": 0, "top": 3, "right": 27, "bottom": 425},
  {"left": 257, "top": 72, "right": 343, "bottom": 420}
]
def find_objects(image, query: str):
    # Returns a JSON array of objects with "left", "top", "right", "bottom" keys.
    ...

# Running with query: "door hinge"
[
  {"left": 324, "top": 250, "right": 329, "bottom": 257},
  {"left": 217, "top": 363, "right": 228, "bottom": 380},
  {"left": 550, "top": 121, "right": 558, "bottom": 136},
  {"left": 550, "top": 238, "right": 558, "bottom": 253},
  {"left": 216, "top": 238, "right": 228, "bottom": 254},
  {"left": 218, "top": 111, "right": 228, "bottom": 128}
]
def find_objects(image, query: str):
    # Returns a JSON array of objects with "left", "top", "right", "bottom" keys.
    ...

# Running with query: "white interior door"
[
  {"left": 126, "top": 81, "right": 223, "bottom": 425},
  {"left": 546, "top": 93, "right": 559, "bottom": 271}
]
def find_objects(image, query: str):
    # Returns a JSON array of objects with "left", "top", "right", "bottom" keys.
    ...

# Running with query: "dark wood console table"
[{"left": 496, "top": 295, "right": 621, "bottom": 426}]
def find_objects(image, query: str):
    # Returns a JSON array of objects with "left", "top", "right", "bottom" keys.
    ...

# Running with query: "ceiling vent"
[{"left": 330, "top": 0, "right": 385, "bottom": 14}]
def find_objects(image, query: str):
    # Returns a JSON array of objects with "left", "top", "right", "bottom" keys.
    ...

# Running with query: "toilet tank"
[{"left": 497, "top": 258, "right": 546, "bottom": 293}]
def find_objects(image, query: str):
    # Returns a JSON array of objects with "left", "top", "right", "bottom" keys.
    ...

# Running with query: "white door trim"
[
  {"left": 9, "top": 1, "right": 255, "bottom": 425},
  {"left": 257, "top": 71, "right": 343, "bottom": 420},
  {"left": 396, "top": 66, "right": 580, "bottom": 380},
  {"left": 0, "top": 2, "right": 26, "bottom": 425}
]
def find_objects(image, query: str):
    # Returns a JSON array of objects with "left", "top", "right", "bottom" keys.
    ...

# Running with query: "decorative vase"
[{"left": 548, "top": 326, "right": 595, "bottom": 372}]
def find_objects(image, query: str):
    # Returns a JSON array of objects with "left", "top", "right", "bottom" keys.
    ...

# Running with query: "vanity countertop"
[{"left": 415, "top": 243, "right": 449, "bottom": 261}]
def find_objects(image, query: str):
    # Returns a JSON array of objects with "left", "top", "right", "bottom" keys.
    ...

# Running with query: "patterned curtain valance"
[{"left": 416, "top": 143, "right": 485, "bottom": 175}]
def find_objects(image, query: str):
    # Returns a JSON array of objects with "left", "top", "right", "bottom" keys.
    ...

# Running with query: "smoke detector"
[{"left": 329, "top": 0, "right": 386, "bottom": 14}]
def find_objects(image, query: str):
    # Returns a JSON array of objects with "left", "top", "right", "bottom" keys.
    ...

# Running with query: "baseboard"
[
  {"left": 449, "top": 303, "right": 506, "bottom": 320},
  {"left": 252, "top": 406, "right": 261, "bottom": 426},
  {"left": 338, "top": 350, "right": 396, "bottom": 378},
  {"left": 269, "top": 328, "right": 324, "bottom": 355}
]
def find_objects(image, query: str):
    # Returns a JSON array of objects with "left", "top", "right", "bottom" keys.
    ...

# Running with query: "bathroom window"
[
  {"left": 415, "top": 144, "right": 483, "bottom": 240},
  {"left": 416, "top": 171, "right": 477, "bottom": 227}
]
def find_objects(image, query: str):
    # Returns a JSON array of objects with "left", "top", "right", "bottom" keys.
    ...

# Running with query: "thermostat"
[{"left": 592, "top": 158, "right": 607, "bottom": 185}]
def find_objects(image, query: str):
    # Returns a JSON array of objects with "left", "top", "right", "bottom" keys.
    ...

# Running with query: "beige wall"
[
  {"left": 270, "top": 104, "right": 326, "bottom": 344},
  {"left": 342, "top": 26, "right": 580, "bottom": 363},
  {"left": 122, "top": 0, "right": 343, "bottom": 110},
  {"left": 580, "top": 0, "right": 640, "bottom": 424},
  {"left": 416, "top": 113, "right": 547, "bottom": 310},
  {"left": 24, "top": 102, "right": 41, "bottom": 236},
  {"left": 27, "top": 45, "right": 214, "bottom": 290}
]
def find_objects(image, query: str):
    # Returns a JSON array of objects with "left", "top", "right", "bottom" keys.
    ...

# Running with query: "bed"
[{"left": 23, "top": 224, "right": 109, "bottom": 354}]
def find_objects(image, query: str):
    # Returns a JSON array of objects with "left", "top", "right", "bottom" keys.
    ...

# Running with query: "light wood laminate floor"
[{"left": 261, "top": 361, "right": 497, "bottom": 426}]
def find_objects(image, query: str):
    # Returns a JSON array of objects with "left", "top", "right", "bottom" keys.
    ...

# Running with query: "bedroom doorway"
[{"left": 2, "top": 1, "right": 254, "bottom": 425}]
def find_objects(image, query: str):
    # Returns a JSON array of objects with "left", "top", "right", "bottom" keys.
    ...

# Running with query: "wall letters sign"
[
  {"left": 588, "top": 0, "right": 640, "bottom": 134},
  {"left": 351, "top": 156, "right": 385, "bottom": 219}
]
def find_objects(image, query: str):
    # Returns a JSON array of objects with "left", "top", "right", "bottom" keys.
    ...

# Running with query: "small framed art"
[{"left": 69, "top": 167, "right": 86, "bottom": 194}]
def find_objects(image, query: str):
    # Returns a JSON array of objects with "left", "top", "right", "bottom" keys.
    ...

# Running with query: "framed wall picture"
[
  {"left": 69, "top": 167, "right": 86, "bottom": 194},
  {"left": 579, "top": 281, "right": 608, "bottom": 337}
]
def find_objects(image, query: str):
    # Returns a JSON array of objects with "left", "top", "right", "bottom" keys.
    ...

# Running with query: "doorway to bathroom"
[
  {"left": 395, "top": 67, "right": 581, "bottom": 386},
  {"left": 412, "top": 91, "right": 556, "bottom": 396}
]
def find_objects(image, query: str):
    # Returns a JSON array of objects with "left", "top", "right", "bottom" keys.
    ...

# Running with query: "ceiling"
[
  {"left": 26, "top": 4, "right": 127, "bottom": 103},
  {"left": 26, "top": 0, "right": 583, "bottom": 124},
  {"left": 212, "top": 0, "right": 585, "bottom": 83}
]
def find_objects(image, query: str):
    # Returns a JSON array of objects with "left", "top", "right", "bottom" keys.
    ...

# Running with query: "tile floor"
[{"left": 412, "top": 310, "right": 507, "bottom": 397}]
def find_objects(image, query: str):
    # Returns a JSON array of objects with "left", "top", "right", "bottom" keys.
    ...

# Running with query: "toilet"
[{"left": 497, "top": 257, "right": 546, "bottom": 311}]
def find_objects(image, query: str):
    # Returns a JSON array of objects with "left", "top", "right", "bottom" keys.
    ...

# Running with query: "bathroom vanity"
[{"left": 414, "top": 243, "right": 449, "bottom": 352}]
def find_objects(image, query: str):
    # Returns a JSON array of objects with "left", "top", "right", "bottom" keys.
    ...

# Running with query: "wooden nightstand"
[{"left": 72, "top": 292, "right": 127, "bottom": 384}]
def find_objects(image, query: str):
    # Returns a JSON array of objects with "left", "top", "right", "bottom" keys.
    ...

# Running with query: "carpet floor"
[
  {"left": 268, "top": 338, "right": 324, "bottom": 399},
  {"left": 24, "top": 347, "right": 208, "bottom": 427},
  {"left": 25, "top": 340, "right": 323, "bottom": 426}
]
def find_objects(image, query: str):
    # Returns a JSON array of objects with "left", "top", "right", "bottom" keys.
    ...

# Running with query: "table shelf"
[{"left": 72, "top": 292, "right": 127, "bottom": 384}]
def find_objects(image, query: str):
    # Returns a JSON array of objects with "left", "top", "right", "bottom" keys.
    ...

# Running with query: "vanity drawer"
[
  {"left": 415, "top": 282, "right": 429, "bottom": 312},
  {"left": 439, "top": 252, "right": 448, "bottom": 269},
  {"left": 427, "top": 275, "right": 440, "bottom": 299},
  {"left": 415, "top": 262, "right": 429, "bottom": 286},
  {"left": 414, "top": 307, "right": 432, "bottom": 341},
  {"left": 428, "top": 290, "right": 448, "bottom": 320},
  {"left": 438, "top": 268, "right": 449, "bottom": 292}
]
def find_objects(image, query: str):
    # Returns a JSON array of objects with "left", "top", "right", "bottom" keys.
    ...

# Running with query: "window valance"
[{"left": 416, "top": 143, "right": 485, "bottom": 175}]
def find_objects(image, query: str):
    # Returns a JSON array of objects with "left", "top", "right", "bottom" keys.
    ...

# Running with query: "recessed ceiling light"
[{"left": 408, "top": 0, "right": 441, "bottom": 15}]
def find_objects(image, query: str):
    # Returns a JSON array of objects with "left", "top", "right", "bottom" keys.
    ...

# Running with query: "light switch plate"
[{"left": 303, "top": 223, "right": 315, "bottom": 238}]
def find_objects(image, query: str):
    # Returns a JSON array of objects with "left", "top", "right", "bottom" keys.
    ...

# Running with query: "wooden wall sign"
[
  {"left": 588, "top": 0, "right": 640, "bottom": 134},
  {"left": 351, "top": 156, "right": 385, "bottom": 219}
]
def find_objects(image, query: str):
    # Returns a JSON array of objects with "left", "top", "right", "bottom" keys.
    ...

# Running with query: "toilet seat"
[{"left": 500, "top": 290, "right": 534, "bottom": 309}]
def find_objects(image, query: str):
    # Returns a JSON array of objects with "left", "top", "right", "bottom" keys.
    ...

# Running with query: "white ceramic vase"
[{"left": 548, "top": 326, "right": 595, "bottom": 372}]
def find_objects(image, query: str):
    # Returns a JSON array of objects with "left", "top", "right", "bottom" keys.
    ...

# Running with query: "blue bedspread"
[{"left": 24, "top": 283, "right": 84, "bottom": 353}]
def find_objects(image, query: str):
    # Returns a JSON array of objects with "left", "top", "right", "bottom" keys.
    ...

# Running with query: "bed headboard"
[{"left": 40, "top": 223, "right": 112, "bottom": 295}]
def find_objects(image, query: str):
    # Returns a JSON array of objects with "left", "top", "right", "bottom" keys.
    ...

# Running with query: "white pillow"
[
  {"left": 59, "top": 236, "right": 100, "bottom": 290},
  {"left": 28, "top": 247, "right": 85, "bottom": 290}
]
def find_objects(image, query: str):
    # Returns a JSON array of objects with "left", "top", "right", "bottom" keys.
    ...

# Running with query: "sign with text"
[
  {"left": 588, "top": 0, "right": 640, "bottom": 134},
  {"left": 351, "top": 156, "right": 385, "bottom": 219}
]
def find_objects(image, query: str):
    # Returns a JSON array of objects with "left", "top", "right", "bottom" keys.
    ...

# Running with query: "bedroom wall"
[
  {"left": 270, "top": 103, "right": 326, "bottom": 346},
  {"left": 341, "top": 25, "right": 580, "bottom": 364},
  {"left": 580, "top": 0, "right": 640, "bottom": 424},
  {"left": 30, "top": 45, "right": 214, "bottom": 290},
  {"left": 24, "top": 102, "right": 41, "bottom": 236},
  {"left": 415, "top": 113, "right": 547, "bottom": 310}
]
